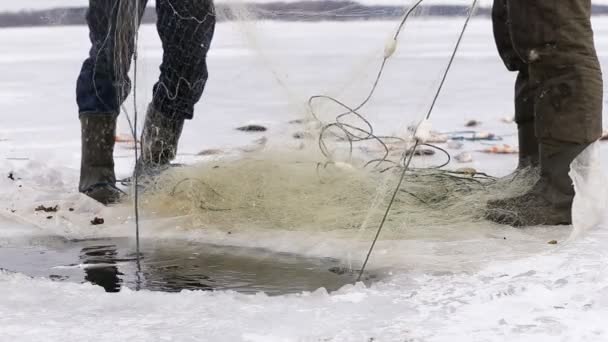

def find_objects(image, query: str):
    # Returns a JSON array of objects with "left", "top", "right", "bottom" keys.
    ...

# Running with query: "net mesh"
[
  {"left": 140, "top": 152, "right": 537, "bottom": 232},
  {"left": 106, "top": 0, "right": 538, "bottom": 268}
]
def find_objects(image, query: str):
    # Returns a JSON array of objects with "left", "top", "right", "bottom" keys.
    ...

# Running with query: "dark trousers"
[
  {"left": 77, "top": 0, "right": 216, "bottom": 120},
  {"left": 492, "top": 0, "right": 603, "bottom": 144}
]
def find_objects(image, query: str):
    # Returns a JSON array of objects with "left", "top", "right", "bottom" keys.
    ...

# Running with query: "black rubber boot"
[
  {"left": 79, "top": 115, "right": 124, "bottom": 204},
  {"left": 136, "top": 105, "right": 184, "bottom": 178},
  {"left": 486, "top": 140, "right": 588, "bottom": 226}
]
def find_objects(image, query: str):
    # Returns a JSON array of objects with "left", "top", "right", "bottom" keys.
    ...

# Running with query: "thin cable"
[
  {"left": 423, "top": 2, "right": 476, "bottom": 120},
  {"left": 132, "top": 1, "right": 142, "bottom": 291},
  {"left": 357, "top": 140, "right": 419, "bottom": 281},
  {"left": 357, "top": 0, "right": 478, "bottom": 282}
]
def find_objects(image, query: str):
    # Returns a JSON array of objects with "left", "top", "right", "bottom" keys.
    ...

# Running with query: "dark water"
[{"left": 0, "top": 237, "right": 367, "bottom": 295}]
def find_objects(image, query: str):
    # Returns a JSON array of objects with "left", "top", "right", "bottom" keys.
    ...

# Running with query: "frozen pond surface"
[{"left": 0, "top": 16, "right": 607, "bottom": 342}]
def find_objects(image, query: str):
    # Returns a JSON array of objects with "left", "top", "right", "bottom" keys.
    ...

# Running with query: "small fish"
[
  {"left": 115, "top": 133, "right": 137, "bottom": 143},
  {"left": 236, "top": 124, "right": 267, "bottom": 132},
  {"left": 455, "top": 152, "right": 473, "bottom": 163},
  {"left": 456, "top": 167, "right": 477, "bottom": 176},
  {"left": 473, "top": 132, "right": 496, "bottom": 140},
  {"left": 447, "top": 141, "right": 463, "bottom": 150},
  {"left": 197, "top": 149, "right": 224, "bottom": 156},
  {"left": 465, "top": 120, "right": 481, "bottom": 127},
  {"left": 482, "top": 144, "right": 518, "bottom": 154},
  {"left": 406, "top": 148, "right": 436, "bottom": 156},
  {"left": 500, "top": 116, "right": 515, "bottom": 124},
  {"left": 426, "top": 133, "right": 449, "bottom": 143}
]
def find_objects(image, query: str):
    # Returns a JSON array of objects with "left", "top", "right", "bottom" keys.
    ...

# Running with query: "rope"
[
  {"left": 115, "top": 0, "right": 144, "bottom": 291},
  {"left": 133, "top": 1, "right": 143, "bottom": 291}
]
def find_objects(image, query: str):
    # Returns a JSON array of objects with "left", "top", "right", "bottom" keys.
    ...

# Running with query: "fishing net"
[
  {"left": 108, "top": 0, "right": 542, "bottom": 271},
  {"left": 140, "top": 152, "right": 537, "bottom": 231}
]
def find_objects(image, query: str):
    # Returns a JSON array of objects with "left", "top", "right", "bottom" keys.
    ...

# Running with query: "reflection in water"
[
  {"left": 6, "top": 238, "right": 368, "bottom": 295},
  {"left": 80, "top": 246, "right": 123, "bottom": 293}
]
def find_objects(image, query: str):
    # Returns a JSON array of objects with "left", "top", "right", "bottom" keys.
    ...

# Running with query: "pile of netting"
[{"left": 138, "top": 148, "right": 538, "bottom": 231}]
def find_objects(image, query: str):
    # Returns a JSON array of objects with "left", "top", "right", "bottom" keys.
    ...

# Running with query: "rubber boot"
[
  {"left": 79, "top": 115, "right": 124, "bottom": 204},
  {"left": 486, "top": 140, "right": 588, "bottom": 226},
  {"left": 136, "top": 105, "right": 184, "bottom": 178}
]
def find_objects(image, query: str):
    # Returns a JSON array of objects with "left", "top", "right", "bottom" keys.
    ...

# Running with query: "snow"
[{"left": 0, "top": 16, "right": 608, "bottom": 341}]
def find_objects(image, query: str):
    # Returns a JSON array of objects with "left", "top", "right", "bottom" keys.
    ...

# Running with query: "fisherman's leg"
[
  {"left": 513, "top": 69, "right": 539, "bottom": 169},
  {"left": 76, "top": 0, "right": 148, "bottom": 204},
  {"left": 492, "top": 0, "right": 538, "bottom": 170},
  {"left": 487, "top": 0, "right": 603, "bottom": 226},
  {"left": 139, "top": 0, "right": 216, "bottom": 170},
  {"left": 77, "top": 1, "right": 148, "bottom": 116}
]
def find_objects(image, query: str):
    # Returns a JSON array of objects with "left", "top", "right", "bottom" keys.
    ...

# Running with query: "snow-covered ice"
[
  {"left": 0, "top": 0, "right": 494, "bottom": 13},
  {"left": 1, "top": 16, "right": 608, "bottom": 341},
  {"left": 4, "top": 0, "right": 608, "bottom": 13}
]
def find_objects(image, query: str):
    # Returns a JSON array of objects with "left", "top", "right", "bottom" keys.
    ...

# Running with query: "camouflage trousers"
[
  {"left": 492, "top": 0, "right": 603, "bottom": 144},
  {"left": 77, "top": 0, "right": 216, "bottom": 120}
]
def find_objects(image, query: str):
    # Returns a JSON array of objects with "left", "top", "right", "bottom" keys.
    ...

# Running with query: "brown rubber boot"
[
  {"left": 135, "top": 105, "right": 184, "bottom": 178},
  {"left": 79, "top": 115, "right": 124, "bottom": 204},
  {"left": 486, "top": 140, "right": 588, "bottom": 226}
]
